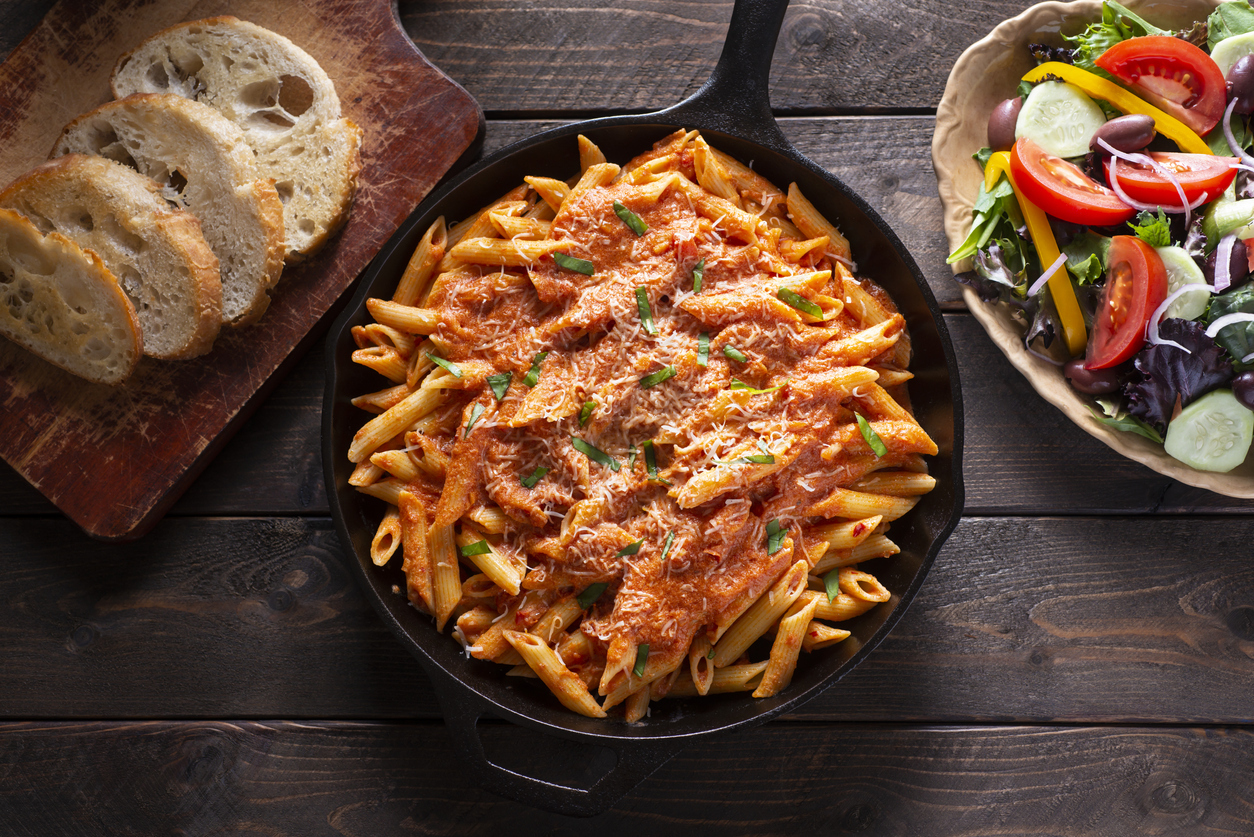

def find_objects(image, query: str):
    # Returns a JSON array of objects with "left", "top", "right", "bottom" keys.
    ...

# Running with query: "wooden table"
[{"left": 3, "top": 0, "right": 1253, "bottom": 832}]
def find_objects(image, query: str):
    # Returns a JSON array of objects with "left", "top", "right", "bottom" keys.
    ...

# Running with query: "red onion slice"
[
  {"left": 1223, "top": 98, "right": 1254, "bottom": 170},
  {"left": 1145, "top": 284, "right": 1216, "bottom": 353},
  {"left": 1098, "top": 138, "right": 1200, "bottom": 228},
  {"left": 1205, "top": 312, "right": 1254, "bottom": 339},
  {"left": 1216, "top": 234, "right": 1236, "bottom": 293},
  {"left": 1028, "top": 253, "right": 1067, "bottom": 297}
]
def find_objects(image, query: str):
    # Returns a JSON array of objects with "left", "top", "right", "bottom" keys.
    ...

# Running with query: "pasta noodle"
[{"left": 346, "top": 129, "right": 936, "bottom": 720}]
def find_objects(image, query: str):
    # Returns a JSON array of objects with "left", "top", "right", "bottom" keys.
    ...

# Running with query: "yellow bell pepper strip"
[
  {"left": 984, "top": 151, "right": 1088, "bottom": 356},
  {"left": 1023, "top": 62, "right": 1212, "bottom": 155}
]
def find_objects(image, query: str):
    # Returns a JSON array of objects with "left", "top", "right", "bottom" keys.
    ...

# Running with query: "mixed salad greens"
[{"left": 950, "top": 0, "right": 1254, "bottom": 473}]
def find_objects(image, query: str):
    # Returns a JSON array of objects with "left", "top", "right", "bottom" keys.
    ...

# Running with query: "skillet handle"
[
  {"left": 664, "top": 0, "right": 792, "bottom": 151},
  {"left": 435, "top": 685, "right": 688, "bottom": 817}
]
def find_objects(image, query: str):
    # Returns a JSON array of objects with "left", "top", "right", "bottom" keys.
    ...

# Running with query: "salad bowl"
[{"left": 933, "top": 0, "right": 1254, "bottom": 497}]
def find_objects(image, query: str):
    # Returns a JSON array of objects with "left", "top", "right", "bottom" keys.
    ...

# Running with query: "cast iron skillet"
[{"left": 324, "top": 0, "right": 964, "bottom": 817}]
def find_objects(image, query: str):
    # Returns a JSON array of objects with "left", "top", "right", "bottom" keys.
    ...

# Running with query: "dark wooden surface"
[{"left": 2, "top": 0, "right": 1253, "bottom": 833}]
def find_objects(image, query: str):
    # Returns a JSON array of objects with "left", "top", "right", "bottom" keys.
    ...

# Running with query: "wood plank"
[
  {"left": 1, "top": 720, "right": 1251, "bottom": 832},
  {"left": 2, "top": 516, "right": 1252, "bottom": 723},
  {"left": 399, "top": 0, "right": 1040, "bottom": 114},
  {"left": 0, "top": 0, "right": 482, "bottom": 540}
]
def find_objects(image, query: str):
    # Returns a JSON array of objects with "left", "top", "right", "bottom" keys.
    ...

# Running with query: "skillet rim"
[{"left": 323, "top": 110, "right": 965, "bottom": 748}]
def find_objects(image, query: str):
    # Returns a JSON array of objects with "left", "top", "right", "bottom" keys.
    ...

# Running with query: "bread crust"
[
  {"left": 52, "top": 93, "right": 286, "bottom": 326},
  {"left": 111, "top": 16, "right": 362, "bottom": 262},
  {"left": 0, "top": 208, "right": 142, "bottom": 385},
  {"left": 0, "top": 154, "right": 223, "bottom": 359}
]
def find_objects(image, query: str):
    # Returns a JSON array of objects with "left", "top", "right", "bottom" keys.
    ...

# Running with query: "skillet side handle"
[
  {"left": 436, "top": 686, "right": 688, "bottom": 817},
  {"left": 665, "top": 0, "right": 792, "bottom": 151}
]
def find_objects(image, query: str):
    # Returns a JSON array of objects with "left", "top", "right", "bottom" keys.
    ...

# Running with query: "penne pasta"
[
  {"left": 395, "top": 217, "right": 447, "bottom": 307},
  {"left": 370, "top": 506, "right": 401, "bottom": 568},
  {"left": 754, "top": 592, "right": 821, "bottom": 698},
  {"left": 713, "top": 560, "right": 809, "bottom": 668},
  {"left": 346, "top": 128, "right": 936, "bottom": 720},
  {"left": 505, "top": 630, "right": 607, "bottom": 718}
]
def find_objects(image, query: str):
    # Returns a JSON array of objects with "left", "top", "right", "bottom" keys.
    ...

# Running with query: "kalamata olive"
[
  {"left": 988, "top": 97, "right": 1023, "bottom": 151},
  {"left": 1089, "top": 113, "right": 1157, "bottom": 153},
  {"left": 1204, "top": 238, "right": 1249, "bottom": 287},
  {"left": 1234, "top": 371, "right": 1254, "bottom": 411},
  {"left": 1064, "top": 358, "right": 1123, "bottom": 395},
  {"left": 1228, "top": 55, "right": 1254, "bottom": 115}
]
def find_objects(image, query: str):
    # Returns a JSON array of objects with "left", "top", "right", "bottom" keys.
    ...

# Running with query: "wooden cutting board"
[{"left": 0, "top": 0, "right": 482, "bottom": 540}]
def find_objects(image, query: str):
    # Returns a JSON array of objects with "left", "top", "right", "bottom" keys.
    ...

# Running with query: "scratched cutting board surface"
[{"left": 0, "top": 0, "right": 482, "bottom": 540}]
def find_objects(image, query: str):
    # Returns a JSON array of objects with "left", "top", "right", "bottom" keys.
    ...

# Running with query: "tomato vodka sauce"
[
  {"left": 948, "top": 1, "right": 1254, "bottom": 474},
  {"left": 347, "top": 129, "right": 938, "bottom": 720}
]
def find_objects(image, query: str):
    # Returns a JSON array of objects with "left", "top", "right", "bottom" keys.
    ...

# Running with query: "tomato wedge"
[
  {"left": 1103, "top": 152, "right": 1237, "bottom": 206},
  {"left": 1086, "top": 236, "right": 1168, "bottom": 370},
  {"left": 1009, "top": 137, "right": 1135, "bottom": 226},
  {"left": 1095, "top": 36, "right": 1226, "bottom": 137}
]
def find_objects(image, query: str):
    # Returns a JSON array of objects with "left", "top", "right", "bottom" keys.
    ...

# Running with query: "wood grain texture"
[
  {"left": 0, "top": 0, "right": 482, "bottom": 540},
  {"left": 399, "top": 0, "right": 1043, "bottom": 114},
  {"left": 3, "top": 516, "right": 1253, "bottom": 723},
  {"left": 1, "top": 720, "right": 1251, "bottom": 835}
]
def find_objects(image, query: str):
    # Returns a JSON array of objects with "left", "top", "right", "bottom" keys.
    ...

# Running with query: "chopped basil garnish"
[
  {"left": 521, "top": 466, "right": 549, "bottom": 488},
  {"left": 465, "top": 403, "right": 485, "bottom": 437},
  {"left": 577, "top": 582, "right": 608, "bottom": 609},
  {"left": 661, "top": 530, "right": 676, "bottom": 560},
  {"left": 642, "top": 439, "right": 671, "bottom": 484},
  {"left": 856, "top": 413, "right": 887, "bottom": 457},
  {"left": 823, "top": 569, "right": 840, "bottom": 603},
  {"left": 766, "top": 518, "right": 786, "bottom": 554},
  {"left": 692, "top": 258, "right": 705, "bottom": 293},
  {"left": 723, "top": 344, "right": 748, "bottom": 363},
  {"left": 633, "top": 643, "right": 649, "bottom": 677},
  {"left": 613, "top": 200, "right": 647, "bottom": 236},
  {"left": 579, "top": 400, "right": 596, "bottom": 426},
  {"left": 706, "top": 646, "right": 716, "bottom": 660},
  {"left": 697, "top": 332, "right": 709, "bottom": 366},
  {"left": 777, "top": 287, "right": 823, "bottom": 318},
  {"left": 635, "top": 287, "right": 658, "bottom": 336},
  {"left": 617, "top": 539, "right": 643, "bottom": 556},
  {"left": 459, "top": 540, "right": 491, "bottom": 557},
  {"left": 643, "top": 439, "right": 660, "bottom": 479},
  {"left": 729, "top": 379, "right": 782, "bottom": 394},
  {"left": 572, "top": 436, "right": 620, "bottom": 471},
  {"left": 487, "top": 371, "right": 512, "bottom": 401},
  {"left": 554, "top": 252, "right": 595, "bottom": 275},
  {"left": 639, "top": 365, "right": 676, "bottom": 389},
  {"left": 717, "top": 452, "right": 775, "bottom": 466},
  {"left": 426, "top": 352, "right": 463, "bottom": 378},
  {"left": 523, "top": 351, "right": 549, "bottom": 386}
]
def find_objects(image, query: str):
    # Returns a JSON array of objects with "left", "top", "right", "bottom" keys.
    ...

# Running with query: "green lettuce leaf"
[
  {"left": 1209, "top": 0, "right": 1254, "bottom": 49},
  {"left": 1130, "top": 210, "right": 1173, "bottom": 248},
  {"left": 1207, "top": 281, "right": 1254, "bottom": 370},
  {"left": 1067, "top": 1, "right": 1170, "bottom": 74},
  {"left": 1062, "top": 231, "right": 1112, "bottom": 285}
]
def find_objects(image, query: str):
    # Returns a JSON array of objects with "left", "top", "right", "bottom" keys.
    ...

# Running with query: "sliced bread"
[
  {"left": 51, "top": 93, "right": 285, "bottom": 326},
  {"left": 0, "top": 207, "right": 141, "bottom": 385},
  {"left": 111, "top": 17, "right": 363, "bottom": 263},
  {"left": 0, "top": 154, "right": 222, "bottom": 359}
]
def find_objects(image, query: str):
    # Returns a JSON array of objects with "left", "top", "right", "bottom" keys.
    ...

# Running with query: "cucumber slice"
[
  {"left": 1210, "top": 32, "right": 1254, "bottom": 78},
  {"left": 1015, "top": 81, "right": 1107, "bottom": 158},
  {"left": 1164, "top": 389, "right": 1254, "bottom": 472},
  {"left": 1155, "top": 246, "right": 1211, "bottom": 321},
  {"left": 1202, "top": 197, "right": 1254, "bottom": 250}
]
